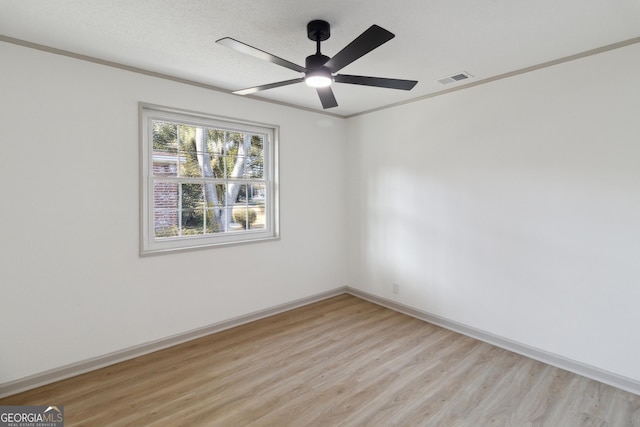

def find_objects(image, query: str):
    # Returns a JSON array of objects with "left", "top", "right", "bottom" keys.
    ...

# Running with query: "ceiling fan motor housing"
[{"left": 306, "top": 53, "right": 331, "bottom": 71}]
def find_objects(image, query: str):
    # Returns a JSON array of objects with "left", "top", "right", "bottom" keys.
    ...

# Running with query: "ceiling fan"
[{"left": 216, "top": 20, "right": 418, "bottom": 109}]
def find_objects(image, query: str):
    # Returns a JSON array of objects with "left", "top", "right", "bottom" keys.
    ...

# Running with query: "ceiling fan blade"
[
  {"left": 323, "top": 25, "right": 395, "bottom": 73},
  {"left": 334, "top": 74, "right": 418, "bottom": 90},
  {"left": 316, "top": 86, "right": 338, "bottom": 109},
  {"left": 217, "top": 37, "right": 306, "bottom": 73},
  {"left": 233, "top": 78, "right": 304, "bottom": 95}
]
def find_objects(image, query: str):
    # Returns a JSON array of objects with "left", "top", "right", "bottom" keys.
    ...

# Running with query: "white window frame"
[{"left": 140, "top": 103, "right": 279, "bottom": 255}]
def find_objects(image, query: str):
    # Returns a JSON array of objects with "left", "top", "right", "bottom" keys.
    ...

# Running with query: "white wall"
[
  {"left": 0, "top": 42, "right": 347, "bottom": 384},
  {"left": 347, "top": 43, "right": 640, "bottom": 381}
]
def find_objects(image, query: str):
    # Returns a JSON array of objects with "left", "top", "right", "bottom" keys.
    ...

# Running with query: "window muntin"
[{"left": 141, "top": 105, "right": 278, "bottom": 254}]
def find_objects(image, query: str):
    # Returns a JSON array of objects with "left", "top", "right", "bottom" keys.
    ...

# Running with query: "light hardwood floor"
[{"left": 2, "top": 294, "right": 639, "bottom": 426}]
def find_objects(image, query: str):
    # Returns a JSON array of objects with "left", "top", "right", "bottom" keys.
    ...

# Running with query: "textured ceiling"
[{"left": 1, "top": 0, "right": 639, "bottom": 117}]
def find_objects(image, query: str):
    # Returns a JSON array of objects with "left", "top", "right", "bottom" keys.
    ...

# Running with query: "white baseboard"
[
  {"left": 3, "top": 286, "right": 638, "bottom": 399},
  {"left": 0, "top": 287, "right": 348, "bottom": 399},
  {"left": 346, "top": 287, "right": 640, "bottom": 396}
]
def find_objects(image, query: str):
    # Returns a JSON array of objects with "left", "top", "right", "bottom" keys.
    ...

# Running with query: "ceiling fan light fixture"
[{"left": 305, "top": 70, "right": 332, "bottom": 88}]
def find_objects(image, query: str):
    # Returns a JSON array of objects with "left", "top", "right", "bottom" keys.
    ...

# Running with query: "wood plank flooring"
[{"left": 2, "top": 294, "right": 639, "bottom": 426}]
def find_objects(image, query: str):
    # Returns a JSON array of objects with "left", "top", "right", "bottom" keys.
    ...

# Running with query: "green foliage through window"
[{"left": 151, "top": 120, "right": 266, "bottom": 238}]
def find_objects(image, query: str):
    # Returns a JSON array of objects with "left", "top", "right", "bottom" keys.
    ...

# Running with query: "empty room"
[{"left": 1, "top": 1, "right": 639, "bottom": 425}]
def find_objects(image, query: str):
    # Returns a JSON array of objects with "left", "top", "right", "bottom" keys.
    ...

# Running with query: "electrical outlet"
[{"left": 392, "top": 283, "right": 400, "bottom": 294}]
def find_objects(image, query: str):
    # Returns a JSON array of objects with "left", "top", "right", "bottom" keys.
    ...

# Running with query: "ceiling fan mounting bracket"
[
  {"left": 307, "top": 20, "right": 330, "bottom": 42},
  {"left": 306, "top": 54, "right": 330, "bottom": 70}
]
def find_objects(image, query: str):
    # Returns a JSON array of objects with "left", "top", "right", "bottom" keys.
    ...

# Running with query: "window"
[{"left": 140, "top": 104, "right": 278, "bottom": 254}]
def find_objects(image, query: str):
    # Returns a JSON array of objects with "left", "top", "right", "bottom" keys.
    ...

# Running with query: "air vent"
[{"left": 437, "top": 71, "right": 473, "bottom": 85}]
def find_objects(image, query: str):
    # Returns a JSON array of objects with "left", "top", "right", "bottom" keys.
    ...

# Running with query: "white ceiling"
[{"left": 1, "top": 0, "right": 639, "bottom": 117}]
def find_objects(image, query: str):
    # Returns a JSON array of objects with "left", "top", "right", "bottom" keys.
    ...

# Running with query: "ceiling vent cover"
[{"left": 438, "top": 71, "right": 473, "bottom": 84}]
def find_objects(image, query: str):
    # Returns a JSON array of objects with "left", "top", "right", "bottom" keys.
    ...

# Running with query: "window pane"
[
  {"left": 154, "top": 209, "right": 180, "bottom": 238},
  {"left": 228, "top": 207, "right": 247, "bottom": 231},
  {"left": 205, "top": 209, "right": 220, "bottom": 234},
  {"left": 232, "top": 184, "right": 248, "bottom": 206},
  {"left": 152, "top": 121, "right": 178, "bottom": 153},
  {"left": 232, "top": 207, "right": 247, "bottom": 230},
  {"left": 154, "top": 216, "right": 179, "bottom": 238},
  {"left": 247, "top": 134, "right": 264, "bottom": 179},
  {"left": 207, "top": 153, "right": 224, "bottom": 178},
  {"left": 153, "top": 180, "right": 179, "bottom": 238},
  {"left": 179, "top": 125, "right": 204, "bottom": 178},
  {"left": 230, "top": 185, "right": 249, "bottom": 228},
  {"left": 153, "top": 155, "right": 178, "bottom": 177},
  {"left": 181, "top": 207, "right": 204, "bottom": 235},
  {"left": 225, "top": 131, "right": 246, "bottom": 179},
  {"left": 152, "top": 121, "right": 179, "bottom": 178},
  {"left": 248, "top": 184, "right": 266, "bottom": 230},
  {"left": 204, "top": 184, "right": 226, "bottom": 234},
  {"left": 181, "top": 183, "right": 204, "bottom": 235},
  {"left": 231, "top": 185, "right": 263, "bottom": 230},
  {"left": 224, "top": 155, "right": 245, "bottom": 179},
  {"left": 247, "top": 184, "right": 266, "bottom": 205},
  {"left": 207, "top": 129, "right": 225, "bottom": 178},
  {"left": 248, "top": 207, "right": 265, "bottom": 230}
]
